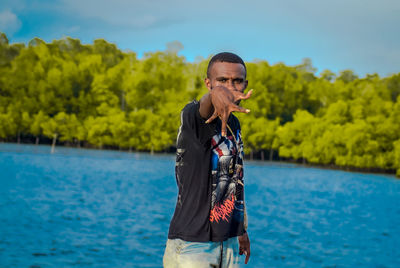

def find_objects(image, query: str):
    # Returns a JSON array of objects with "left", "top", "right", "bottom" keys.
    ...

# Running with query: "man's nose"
[{"left": 227, "top": 80, "right": 237, "bottom": 91}]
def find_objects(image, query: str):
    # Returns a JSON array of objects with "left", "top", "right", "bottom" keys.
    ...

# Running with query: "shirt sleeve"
[{"left": 180, "top": 101, "right": 217, "bottom": 145}]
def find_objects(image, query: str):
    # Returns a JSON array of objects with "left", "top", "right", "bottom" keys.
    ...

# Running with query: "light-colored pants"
[{"left": 163, "top": 237, "right": 240, "bottom": 268}]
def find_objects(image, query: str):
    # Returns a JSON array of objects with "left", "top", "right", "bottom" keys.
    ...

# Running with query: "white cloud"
[
  {"left": 59, "top": 0, "right": 186, "bottom": 29},
  {"left": 66, "top": 25, "right": 80, "bottom": 34},
  {"left": 0, "top": 10, "right": 22, "bottom": 35},
  {"left": 0, "top": 0, "right": 398, "bottom": 75}
]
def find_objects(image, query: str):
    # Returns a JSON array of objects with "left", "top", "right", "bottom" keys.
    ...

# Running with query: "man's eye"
[{"left": 234, "top": 79, "right": 243, "bottom": 84}]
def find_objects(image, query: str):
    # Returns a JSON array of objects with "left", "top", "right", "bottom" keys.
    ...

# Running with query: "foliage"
[{"left": 0, "top": 33, "right": 399, "bottom": 176}]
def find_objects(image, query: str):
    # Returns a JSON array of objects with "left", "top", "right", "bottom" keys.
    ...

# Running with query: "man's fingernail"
[
  {"left": 205, "top": 120, "right": 209, "bottom": 123},
  {"left": 246, "top": 109, "right": 250, "bottom": 113}
]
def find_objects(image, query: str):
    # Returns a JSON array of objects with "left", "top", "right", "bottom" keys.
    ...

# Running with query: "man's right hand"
[
  {"left": 238, "top": 232, "right": 251, "bottom": 264},
  {"left": 205, "top": 86, "right": 252, "bottom": 136}
]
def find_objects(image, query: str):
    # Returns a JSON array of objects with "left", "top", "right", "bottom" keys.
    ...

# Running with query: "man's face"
[{"left": 205, "top": 62, "right": 248, "bottom": 94}]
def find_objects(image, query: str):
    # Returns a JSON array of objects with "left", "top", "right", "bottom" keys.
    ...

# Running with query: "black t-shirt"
[{"left": 168, "top": 100, "right": 246, "bottom": 242}]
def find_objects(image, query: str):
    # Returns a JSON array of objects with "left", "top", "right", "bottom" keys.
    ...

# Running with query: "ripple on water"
[{"left": 1, "top": 144, "right": 400, "bottom": 267}]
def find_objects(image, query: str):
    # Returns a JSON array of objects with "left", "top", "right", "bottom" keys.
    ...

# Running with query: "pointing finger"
[
  {"left": 245, "top": 251, "right": 250, "bottom": 264},
  {"left": 220, "top": 115, "right": 227, "bottom": 137},
  {"left": 232, "top": 104, "right": 250, "bottom": 114},
  {"left": 205, "top": 111, "right": 218, "bottom": 123},
  {"left": 241, "top": 89, "right": 253, "bottom": 100},
  {"left": 233, "top": 89, "right": 253, "bottom": 102}
]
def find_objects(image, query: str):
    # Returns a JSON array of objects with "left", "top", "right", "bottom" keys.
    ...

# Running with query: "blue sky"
[{"left": 1, "top": 0, "right": 399, "bottom": 77}]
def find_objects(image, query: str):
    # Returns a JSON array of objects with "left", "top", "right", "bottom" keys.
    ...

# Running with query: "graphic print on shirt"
[{"left": 209, "top": 128, "right": 244, "bottom": 224}]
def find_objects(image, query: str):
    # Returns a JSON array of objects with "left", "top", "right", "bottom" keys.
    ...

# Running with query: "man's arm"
[
  {"left": 199, "top": 92, "right": 214, "bottom": 120},
  {"left": 239, "top": 203, "right": 250, "bottom": 264},
  {"left": 244, "top": 202, "right": 248, "bottom": 231}
]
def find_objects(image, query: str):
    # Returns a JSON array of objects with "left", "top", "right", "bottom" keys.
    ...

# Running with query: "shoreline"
[{"left": 1, "top": 141, "right": 398, "bottom": 178}]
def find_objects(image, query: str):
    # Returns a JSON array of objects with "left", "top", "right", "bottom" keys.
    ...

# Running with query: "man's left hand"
[{"left": 238, "top": 232, "right": 251, "bottom": 264}]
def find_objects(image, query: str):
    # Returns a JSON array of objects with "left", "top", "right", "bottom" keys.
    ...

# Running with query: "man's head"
[
  {"left": 207, "top": 52, "right": 247, "bottom": 78},
  {"left": 205, "top": 52, "right": 248, "bottom": 93}
]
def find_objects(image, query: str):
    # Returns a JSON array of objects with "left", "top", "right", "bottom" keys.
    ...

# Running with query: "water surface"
[{"left": 0, "top": 143, "right": 399, "bottom": 267}]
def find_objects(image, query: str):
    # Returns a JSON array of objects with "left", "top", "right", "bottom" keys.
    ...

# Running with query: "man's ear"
[
  {"left": 204, "top": 77, "right": 212, "bottom": 92},
  {"left": 244, "top": 80, "right": 249, "bottom": 90}
]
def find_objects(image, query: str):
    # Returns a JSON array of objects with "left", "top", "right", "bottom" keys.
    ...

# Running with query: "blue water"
[{"left": 0, "top": 143, "right": 399, "bottom": 267}]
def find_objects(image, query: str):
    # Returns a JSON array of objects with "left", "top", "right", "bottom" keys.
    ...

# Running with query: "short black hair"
[{"left": 207, "top": 52, "right": 246, "bottom": 78}]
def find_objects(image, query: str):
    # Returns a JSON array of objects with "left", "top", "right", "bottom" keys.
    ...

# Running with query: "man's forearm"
[
  {"left": 244, "top": 201, "right": 248, "bottom": 231},
  {"left": 199, "top": 93, "right": 214, "bottom": 120}
]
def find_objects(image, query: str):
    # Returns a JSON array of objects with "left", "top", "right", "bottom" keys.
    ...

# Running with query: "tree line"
[{"left": 1, "top": 33, "right": 399, "bottom": 176}]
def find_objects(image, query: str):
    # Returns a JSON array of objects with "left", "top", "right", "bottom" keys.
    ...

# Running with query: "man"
[{"left": 164, "top": 52, "right": 252, "bottom": 267}]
